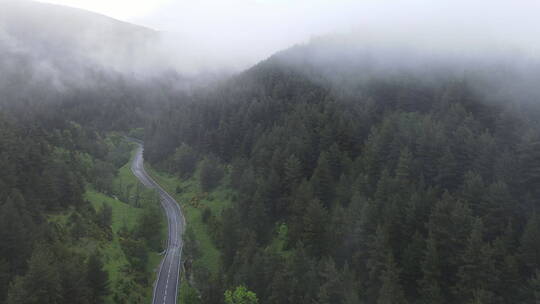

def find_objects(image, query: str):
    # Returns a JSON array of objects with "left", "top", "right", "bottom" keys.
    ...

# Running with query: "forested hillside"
[
  {"left": 145, "top": 41, "right": 540, "bottom": 304},
  {"left": 0, "top": 0, "right": 192, "bottom": 133},
  {"left": 0, "top": 2, "right": 174, "bottom": 303},
  {"left": 2, "top": 2, "right": 540, "bottom": 303}
]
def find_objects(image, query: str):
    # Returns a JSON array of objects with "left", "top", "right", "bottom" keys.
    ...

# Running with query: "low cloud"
[{"left": 129, "top": 0, "right": 540, "bottom": 72}]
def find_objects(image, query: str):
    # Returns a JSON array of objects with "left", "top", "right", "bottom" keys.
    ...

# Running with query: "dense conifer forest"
[
  {"left": 0, "top": 29, "right": 171, "bottom": 302},
  {"left": 144, "top": 43, "right": 540, "bottom": 303},
  {"left": 2, "top": 2, "right": 540, "bottom": 303},
  {"left": 0, "top": 105, "right": 168, "bottom": 303}
]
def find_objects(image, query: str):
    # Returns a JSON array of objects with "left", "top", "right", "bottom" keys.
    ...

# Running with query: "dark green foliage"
[
  {"left": 87, "top": 252, "right": 109, "bottom": 304},
  {"left": 120, "top": 237, "right": 149, "bottom": 274},
  {"left": 141, "top": 52, "right": 540, "bottom": 303},
  {"left": 419, "top": 235, "right": 444, "bottom": 304},
  {"left": 91, "top": 160, "right": 116, "bottom": 194},
  {"left": 198, "top": 156, "right": 225, "bottom": 192},
  {"left": 181, "top": 284, "right": 202, "bottom": 304},
  {"left": 135, "top": 197, "right": 164, "bottom": 251},
  {"left": 4, "top": 31, "right": 540, "bottom": 303},
  {"left": 224, "top": 285, "right": 259, "bottom": 304},
  {"left": 70, "top": 212, "right": 87, "bottom": 241},
  {"left": 520, "top": 214, "right": 540, "bottom": 274},
  {"left": 173, "top": 143, "right": 199, "bottom": 179},
  {"left": 377, "top": 254, "right": 407, "bottom": 304},
  {"left": 284, "top": 155, "right": 303, "bottom": 190},
  {"left": 95, "top": 204, "right": 113, "bottom": 230},
  {"left": 0, "top": 259, "right": 10, "bottom": 304},
  {"left": 311, "top": 152, "right": 335, "bottom": 207},
  {"left": 402, "top": 232, "right": 425, "bottom": 300},
  {"left": 0, "top": 194, "right": 31, "bottom": 277},
  {"left": 7, "top": 247, "right": 62, "bottom": 304},
  {"left": 301, "top": 199, "right": 329, "bottom": 257},
  {"left": 455, "top": 219, "right": 497, "bottom": 302},
  {"left": 0, "top": 111, "right": 151, "bottom": 303},
  {"left": 202, "top": 207, "right": 212, "bottom": 223},
  {"left": 528, "top": 270, "right": 540, "bottom": 304}
]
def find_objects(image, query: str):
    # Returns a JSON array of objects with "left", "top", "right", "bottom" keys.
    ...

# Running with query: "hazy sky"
[
  {"left": 38, "top": 0, "right": 172, "bottom": 20},
  {"left": 36, "top": 0, "right": 540, "bottom": 72},
  {"left": 39, "top": 0, "right": 367, "bottom": 68}
]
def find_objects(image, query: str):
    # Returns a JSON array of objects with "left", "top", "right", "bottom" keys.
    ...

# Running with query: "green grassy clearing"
[
  {"left": 145, "top": 165, "right": 232, "bottom": 277},
  {"left": 87, "top": 189, "right": 135, "bottom": 300},
  {"left": 83, "top": 144, "right": 166, "bottom": 303}
]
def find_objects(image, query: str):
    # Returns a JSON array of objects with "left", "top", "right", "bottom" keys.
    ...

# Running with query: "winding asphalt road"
[{"left": 130, "top": 143, "right": 185, "bottom": 304}]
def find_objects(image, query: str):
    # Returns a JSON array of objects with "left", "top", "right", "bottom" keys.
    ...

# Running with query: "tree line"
[{"left": 145, "top": 52, "right": 540, "bottom": 303}]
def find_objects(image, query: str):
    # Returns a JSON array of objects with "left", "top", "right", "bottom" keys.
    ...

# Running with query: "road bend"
[{"left": 130, "top": 143, "right": 185, "bottom": 304}]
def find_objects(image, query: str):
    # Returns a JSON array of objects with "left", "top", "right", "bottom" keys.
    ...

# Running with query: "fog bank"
[{"left": 130, "top": 0, "right": 540, "bottom": 72}]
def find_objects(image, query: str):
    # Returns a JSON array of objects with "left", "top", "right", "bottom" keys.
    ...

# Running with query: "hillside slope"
[
  {"left": 145, "top": 37, "right": 540, "bottom": 304},
  {"left": 0, "top": 0, "right": 160, "bottom": 77}
]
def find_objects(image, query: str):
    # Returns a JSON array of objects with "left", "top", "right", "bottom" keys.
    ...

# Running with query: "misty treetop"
[
  {"left": 3, "top": 1, "right": 540, "bottom": 303},
  {"left": 143, "top": 39, "right": 540, "bottom": 304}
]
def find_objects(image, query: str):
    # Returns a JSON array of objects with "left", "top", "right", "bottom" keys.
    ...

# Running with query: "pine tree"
[
  {"left": 455, "top": 219, "right": 496, "bottom": 302},
  {"left": 401, "top": 232, "right": 425, "bottom": 300},
  {"left": 247, "top": 194, "right": 269, "bottom": 244},
  {"left": 284, "top": 154, "right": 303, "bottom": 191},
  {"left": 287, "top": 180, "right": 314, "bottom": 247},
  {"left": 60, "top": 254, "right": 91, "bottom": 304},
  {"left": 268, "top": 267, "right": 292, "bottom": 304},
  {"left": 377, "top": 253, "right": 407, "bottom": 304},
  {"left": 317, "top": 258, "right": 342, "bottom": 304},
  {"left": 96, "top": 204, "right": 113, "bottom": 230},
  {"left": 0, "top": 258, "right": 9, "bottom": 302},
  {"left": 136, "top": 200, "right": 164, "bottom": 251},
  {"left": 517, "top": 137, "right": 540, "bottom": 204},
  {"left": 472, "top": 131, "right": 496, "bottom": 182},
  {"left": 483, "top": 181, "right": 513, "bottom": 240},
  {"left": 87, "top": 252, "right": 109, "bottom": 304},
  {"left": 70, "top": 213, "right": 86, "bottom": 240},
  {"left": 301, "top": 199, "right": 329, "bottom": 257},
  {"left": 468, "top": 289, "right": 495, "bottom": 304},
  {"left": 334, "top": 173, "right": 353, "bottom": 206},
  {"left": 491, "top": 229, "right": 521, "bottom": 303},
  {"left": 7, "top": 247, "right": 62, "bottom": 304},
  {"left": 173, "top": 143, "right": 198, "bottom": 179},
  {"left": 460, "top": 171, "right": 486, "bottom": 216},
  {"left": 327, "top": 143, "right": 343, "bottom": 179},
  {"left": 426, "top": 193, "right": 473, "bottom": 291},
  {"left": 435, "top": 147, "right": 459, "bottom": 191},
  {"left": 521, "top": 213, "right": 540, "bottom": 276},
  {"left": 198, "top": 156, "right": 224, "bottom": 192},
  {"left": 395, "top": 147, "right": 413, "bottom": 186},
  {"left": 311, "top": 152, "right": 334, "bottom": 207},
  {"left": 290, "top": 243, "right": 319, "bottom": 303},
  {"left": 419, "top": 234, "right": 444, "bottom": 304},
  {"left": 528, "top": 270, "right": 540, "bottom": 304},
  {"left": 366, "top": 225, "right": 391, "bottom": 302},
  {"left": 0, "top": 196, "right": 30, "bottom": 275}
]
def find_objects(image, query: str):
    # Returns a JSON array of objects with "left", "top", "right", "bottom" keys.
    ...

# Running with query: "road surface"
[{"left": 130, "top": 143, "right": 185, "bottom": 304}]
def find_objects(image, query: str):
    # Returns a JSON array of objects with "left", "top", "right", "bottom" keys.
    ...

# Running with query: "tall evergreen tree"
[
  {"left": 284, "top": 154, "right": 303, "bottom": 191},
  {"left": 87, "top": 252, "right": 109, "bottom": 304},
  {"left": 311, "top": 152, "right": 334, "bottom": 207},
  {"left": 521, "top": 213, "right": 540, "bottom": 275},
  {"left": 0, "top": 196, "right": 31, "bottom": 275},
  {"left": 377, "top": 253, "right": 407, "bottom": 304},
  {"left": 455, "top": 219, "right": 496, "bottom": 302},
  {"left": 528, "top": 270, "right": 540, "bottom": 304},
  {"left": 419, "top": 234, "right": 444, "bottom": 304},
  {"left": 301, "top": 199, "right": 329, "bottom": 257},
  {"left": 7, "top": 247, "right": 62, "bottom": 304},
  {"left": 366, "top": 225, "right": 391, "bottom": 302}
]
